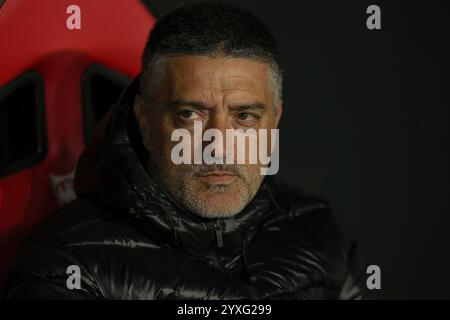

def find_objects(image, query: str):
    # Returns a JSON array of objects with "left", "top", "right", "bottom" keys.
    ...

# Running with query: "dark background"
[{"left": 148, "top": 0, "right": 450, "bottom": 299}]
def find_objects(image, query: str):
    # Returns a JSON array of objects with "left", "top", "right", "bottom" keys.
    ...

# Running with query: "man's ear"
[
  {"left": 274, "top": 99, "right": 283, "bottom": 128},
  {"left": 133, "top": 94, "right": 150, "bottom": 148}
]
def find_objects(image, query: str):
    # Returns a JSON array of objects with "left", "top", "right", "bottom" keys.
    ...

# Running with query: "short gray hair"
[{"left": 139, "top": 2, "right": 283, "bottom": 108}]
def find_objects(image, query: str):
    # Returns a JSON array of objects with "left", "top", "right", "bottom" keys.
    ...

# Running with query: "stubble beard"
[{"left": 146, "top": 149, "right": 263, "bottom": 219}]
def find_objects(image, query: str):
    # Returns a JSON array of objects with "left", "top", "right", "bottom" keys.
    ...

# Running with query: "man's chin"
[{"left": 184, "top": 188, "right": 249, "bottom": 219}]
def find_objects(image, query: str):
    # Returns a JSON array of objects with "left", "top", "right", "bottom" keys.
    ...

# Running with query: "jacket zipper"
[{"left": 214, "top": 220, "right": 224, "bottom": 249}]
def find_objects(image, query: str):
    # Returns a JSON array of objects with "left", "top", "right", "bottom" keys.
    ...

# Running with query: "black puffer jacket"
[{"left": 5, "top": 77, "right": 368, "bottom": 300}]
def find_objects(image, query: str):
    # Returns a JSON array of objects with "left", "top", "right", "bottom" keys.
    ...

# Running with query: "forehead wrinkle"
[
  {"left": 171, "top": 79, "right": 261, "bottom": 105},
  {"left": 173, "top": 75, "right": 259, "bottom": 91},
  {"left": 165, "top": 56, "right": 273, "bottom": 108},
  {"left": 167, "top": 61, "right": 266, "bottom": 90}
]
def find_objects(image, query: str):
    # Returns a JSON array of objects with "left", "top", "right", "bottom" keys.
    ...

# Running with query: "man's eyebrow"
[
  {"left": 168, "top": 100, "right": 267, "bottom": 111},
  {"left": 168, "top": 99, "right": 212, "bottom": 110},
  {"left": 229, "top": 102, "right": 267, "bottom": 111}
]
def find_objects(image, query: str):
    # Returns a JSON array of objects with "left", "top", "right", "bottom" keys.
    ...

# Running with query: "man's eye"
[
  {"left": 179, "top": 110, "right": 201, "bottom": 120},
  {"left": 237, "top": 112, "right": 257, "bottom": 121}
]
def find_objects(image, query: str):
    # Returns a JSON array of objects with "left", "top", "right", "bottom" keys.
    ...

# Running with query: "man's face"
[{"left": 135, "top": 55, "right": 282, "bottom": 218}]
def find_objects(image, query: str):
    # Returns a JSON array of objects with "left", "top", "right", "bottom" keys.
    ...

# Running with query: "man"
[{"left": 5, "top": 2, "right": 367, "bottom": 299}]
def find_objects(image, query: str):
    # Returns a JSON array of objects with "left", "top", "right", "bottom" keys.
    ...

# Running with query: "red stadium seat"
[{"left": 0, "top": 0, "right": 156, "bottom": 293}]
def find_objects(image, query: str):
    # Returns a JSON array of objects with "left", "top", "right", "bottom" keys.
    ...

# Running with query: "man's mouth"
[{"left": 197, "top": 171, "right": 237, "bottom": 184}]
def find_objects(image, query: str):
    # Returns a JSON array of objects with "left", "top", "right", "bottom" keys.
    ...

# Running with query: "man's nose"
[{"left": 203, "top": 114, "right": 230, "bottom": 162}]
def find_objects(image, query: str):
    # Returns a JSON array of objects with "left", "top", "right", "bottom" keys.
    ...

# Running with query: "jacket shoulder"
[
  {"left": 269, "top": 180, "right": 354, "bottom": 255},
  {"left": 270, "top": 180, "right": 330, "bottom": 217},
  {"left": 255, "top": 181, "right": 368, "bottom": 299},
  {"left": 23, "top": 198, "right": 153, "bottom": 247},
  {"left": 4, "top": 198, "right": 156, "bottom": 299},
  {"left": 26, "top": 198, "right": 112, "bottom": 241}
]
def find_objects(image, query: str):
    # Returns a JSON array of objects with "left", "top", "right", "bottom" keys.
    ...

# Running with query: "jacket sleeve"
[
  {"left": 257, "top": 240, "right": 372, "bottom": 300},
  {"left": 246, "top": 200, "right": 373, "bottom": 300},
  {"left": 5, "top": 240, "right": 102, "bottom": 300}
]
